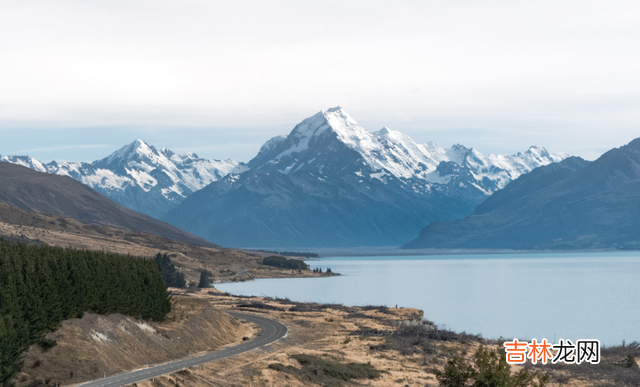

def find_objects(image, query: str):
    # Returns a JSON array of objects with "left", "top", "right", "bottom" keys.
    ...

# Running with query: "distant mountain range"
[
  {"left": 0, "top": 140, "right": 247, "bottom": 218},
  {"left": 162, "top": 107, "right": 567, "bottom": 247},
  {"left": 0, "top": 162, "right": 216, "bottom": 247},
  {"left": 403, "top": 137, "right": 640, "bottom": 250},
  {"left": 1, "top": 107, "right": 568, "bottom": 248}
]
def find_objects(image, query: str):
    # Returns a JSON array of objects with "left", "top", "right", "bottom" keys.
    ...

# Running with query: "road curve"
[{"left": 77, "top": 312, "right": 287, "bottom": 387}]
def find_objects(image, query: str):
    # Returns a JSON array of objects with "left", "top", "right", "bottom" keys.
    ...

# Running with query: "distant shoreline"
[{"left": 239, "top": 246, "right": 640, "bottom": 258}]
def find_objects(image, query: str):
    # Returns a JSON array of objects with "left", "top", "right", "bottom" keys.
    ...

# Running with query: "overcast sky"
[{"left": 1, "top": 0, "right": 640, "bottom": 162}]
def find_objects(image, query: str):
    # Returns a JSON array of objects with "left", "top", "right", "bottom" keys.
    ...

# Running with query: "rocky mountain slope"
[
  {"left": 0, "top": 140, "right": 246, "bottom": 218},
  {"left": 163, "top": 107, "right": 566, "bottom": 247},
  {"left": 403, "top": 137, "right": 640, "bottom": 250}
]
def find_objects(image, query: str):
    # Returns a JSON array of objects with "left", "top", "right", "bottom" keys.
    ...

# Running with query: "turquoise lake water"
[{"left": 216, "top": 252, "right": 640, "bottom": 346}]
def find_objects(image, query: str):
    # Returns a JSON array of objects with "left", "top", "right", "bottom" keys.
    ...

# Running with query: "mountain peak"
[
  {"left": 282, "top": 107, "right": 366, "bottom": 149},
  {"left": 248, "top": 107, "right": 568, "bottom": 186},
  {"left": 126, "top": 139, "right": 153, "bottom": 154},
  {"left": 103, "top": 139, "right": 157, "bottom": 165},
  {"left": 322, "top": 106, "right": 358, "bottom": 126},
  {"left": 376, "top": 126, "right": 403, "bottom": 138},
  {"left": 526, "top": 145, "right": 549, "bottom": 156},
  {"left": 131, "top": 139, "right": 154, "bottom": 153}
]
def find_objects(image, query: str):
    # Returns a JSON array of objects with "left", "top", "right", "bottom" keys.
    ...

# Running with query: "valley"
[
  {"left": 4, "top": 3, "right": 640, "bottom": 385},
  {"left": 1, "top": 110, "right": 639, "bottom": 387}
]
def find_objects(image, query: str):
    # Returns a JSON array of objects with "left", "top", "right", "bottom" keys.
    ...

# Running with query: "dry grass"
[
  {"left": 11, "top": 288, "right": 631, "bottom": 387},
  {"left": 12, "top": 296, "right": 256, "bottom": 387},
  {"left": 134, "top": 291, "right": 637, "bottom": 387},
  {"left": 132, "top": 289, "right": 457, "bottom": 387}
]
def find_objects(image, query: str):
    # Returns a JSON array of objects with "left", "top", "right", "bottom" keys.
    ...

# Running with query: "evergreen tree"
[
  {"left": 154, "top": 253, "right": 186, "bottom": 288},
  {"left": 198, "top": 270, "right": 211, "bottom": 288},
  {"left": 0, "top": 240, "right": 172, "bottom": 384}
]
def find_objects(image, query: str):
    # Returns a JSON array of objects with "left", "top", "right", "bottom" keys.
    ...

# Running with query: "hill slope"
[
  {"left": 0, "top": 162, "right": 215, "bottom": 247},
  {"left": 1, "top": 140, "right": 247, "bottom": 218},
  {"left": 0, "top": 200, "right": 327, "bottom": 284},
  {"left": 404, "top": 137, "right": 640, "bottom": 250},
  {"left": 163, "top": 107, "right": 565, "bottom": 248}
]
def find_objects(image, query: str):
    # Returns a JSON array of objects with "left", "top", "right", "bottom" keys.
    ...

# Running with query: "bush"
[
  {"left": 292, "top": 354, "right": 380, "bottom": 381},
  {"left": 262, "top": 256, "right": 308, "bottom": 270},
  {"left": 268, "top": 354, "right": 381, "bottom": 385},
  {"left": 527, "top": 340, "right": 640, "bottom": 386},
  {"left": 434, "top": 346, "right": 549, "bottom": 387},
  {"left": 237, "top": 301, "right": 284, "bottom": 311},
  {"left": 37, "top": 338, "right": 57, "bottom": 351}
]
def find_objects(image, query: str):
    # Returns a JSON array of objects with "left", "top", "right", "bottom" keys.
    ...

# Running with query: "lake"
[{"left": 217, "top": 252, "right": 640, "bottom": 346}]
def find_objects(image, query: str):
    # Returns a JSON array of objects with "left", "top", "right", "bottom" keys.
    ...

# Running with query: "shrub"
[
  {"left": 37, "top": 338, "right": 57, "bottom": 351},
  {"left": 434, "top": 346, "right": 549, "bottom": 387},
  {"left": 262, "top": 256, "right": 308, "bottom": 270},
  {"left": 268, "top": 354, "right": 381, "bottom": 385},
  {"left": 527, "top": 340, "right": 640, "bottom": 386},
  {"left": 292, "top": 354, "right": 380, "bottom": 381},
  {"left": 237, "top": 301, "right": 284, "bottom": 311}
]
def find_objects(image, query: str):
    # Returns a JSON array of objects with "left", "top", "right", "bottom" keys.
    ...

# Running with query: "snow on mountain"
[
  {"left": 163, "top": 107, "right": 569, "bottom": 248},
  {"left": 1, "top": 140, "right": 247, "bottom": 218},
  {"left": 0, "top": 155, "right": 48, "bottom": 172},
  {"left": 250, "top": 106, "right": 566, "bottom": 194},
  {"left": 91, "top": 139, "right": 247, "bottom": 195},
  {"left": 3, "top": 107, "right": 568, "bottom": 247}
]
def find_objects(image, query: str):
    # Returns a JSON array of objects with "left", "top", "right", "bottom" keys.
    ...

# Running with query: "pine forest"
[{"left": 0, "top": 240, "right": 172, "bottom": 384}]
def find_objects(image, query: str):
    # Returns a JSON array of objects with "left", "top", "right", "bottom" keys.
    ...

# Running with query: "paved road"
[{"left": 77, "top": 312, "right": 287, "bottom": 387}]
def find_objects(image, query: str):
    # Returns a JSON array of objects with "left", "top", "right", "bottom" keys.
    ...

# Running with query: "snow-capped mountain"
[
  {"left": 163, "top": 107, "right": 567, "bottom": 248},
  {"left": 249, "top": 106, "right": 565, "bottom": 193},
  {"left": 1, "top": 140, "right": 247, "bottom": 218},
  {"left": 403, "top": 133, "right": 640, "bottom": 250}
]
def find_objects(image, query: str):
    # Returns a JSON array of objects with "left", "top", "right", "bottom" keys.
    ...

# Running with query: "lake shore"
[
  {"left": 18, "top": 288, "right": 638, "bottom": 387},
  {"left": 219, "top": 252, "right": 640, "bottom": 347}
]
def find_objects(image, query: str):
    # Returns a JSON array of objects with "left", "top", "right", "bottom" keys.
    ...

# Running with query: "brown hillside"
[
  {"left": 13, "top": 296, "right": 256, "bottom": 387},
  {"left": 0, "top": 162, "right": 214, "bottom": 247},
  {"left": 0, "top": 201, "right": 327, "bottom": 284},
  {"left": 13, "top": 289, "right": 639, "bottom": 387}
]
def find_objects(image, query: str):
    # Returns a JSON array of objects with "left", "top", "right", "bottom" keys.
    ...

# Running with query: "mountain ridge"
[
  {"left": 403, "top": 137, "right": 640, "bottom": 250},
  {"left": 1, "top": 140, "right": 247, "bottom": 218},
  {"left": 248, "top": 107, "right": 565, "bottom": 190},
  {"left": 163, "top": 107, "right": 567, "bottom": 247}
]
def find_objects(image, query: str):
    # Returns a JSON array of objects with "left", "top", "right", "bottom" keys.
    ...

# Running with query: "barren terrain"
[
  {"left": 12, "top": 289, "right": 640, "bottom": 387},
  {"left": 13, "top": 296, "right": 256, "bottom": 387},
  {"left": 131, "top": 291, "right": 640, "bottom": 387}
]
